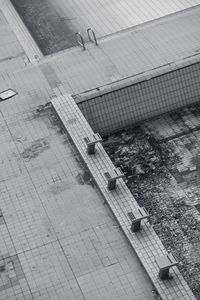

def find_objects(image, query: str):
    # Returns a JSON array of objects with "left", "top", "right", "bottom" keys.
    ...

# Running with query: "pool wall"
[{"left": 75, "top": 60, "right": 200, "bottom": 136}]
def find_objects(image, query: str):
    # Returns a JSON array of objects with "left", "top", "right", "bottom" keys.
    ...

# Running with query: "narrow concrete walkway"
[
  {"left": 0, "top": 0, "right": 43, "bottom": 63},
  {"left": 0, "top": 7, "right": 27, "bottom": 77}
]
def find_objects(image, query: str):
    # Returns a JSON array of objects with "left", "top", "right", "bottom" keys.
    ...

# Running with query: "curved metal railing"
[
  {"left": 87, "top": 28, "right": 98, "bottom": 46},
  {"left": 75, "top": 32, "right": 86, "bottom": 50}
]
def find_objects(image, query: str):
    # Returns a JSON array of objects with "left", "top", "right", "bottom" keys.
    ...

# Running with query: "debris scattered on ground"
[{"left": 103, "top": 125, "right": 200, "bottom": 299}]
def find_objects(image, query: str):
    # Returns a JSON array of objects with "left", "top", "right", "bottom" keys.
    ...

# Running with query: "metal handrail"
[
  {"left": 87, "top": 28, "right": 98, "bottom": 46},
  {"left": 75, "top": 32, "right": 86, "bottom": 50}
]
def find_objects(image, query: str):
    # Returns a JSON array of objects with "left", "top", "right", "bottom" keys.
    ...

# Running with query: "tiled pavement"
[
  {"left": 0, "top": 99, "right": 157, "bottom": 299},
  {"left": 0, "top": 10, "right": 159, "bottom": 294}
]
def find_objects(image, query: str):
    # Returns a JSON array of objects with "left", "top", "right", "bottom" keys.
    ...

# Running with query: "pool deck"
[{"left": 0, "top": 1, "right": 200, "bottom": 299}]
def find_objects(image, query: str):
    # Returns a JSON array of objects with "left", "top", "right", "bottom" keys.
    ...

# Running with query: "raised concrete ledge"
[
  {"left": 74, "top": 55, "right": 200, "bottom": 103},
  {"left": 52, "top": 93, "right": 196, "bottom": 300}
]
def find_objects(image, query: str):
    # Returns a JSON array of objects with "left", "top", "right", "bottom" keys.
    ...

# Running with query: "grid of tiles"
[
  {"left": 52, "top": 93, "right": 196, "bottom": 300},
  {"left": 39, "top": 0, "right": 200, "bottom": 40},
  {"left": 0, "top": 99, "right": 156, "bottom": 299},
  {"left": 77, "top": 62, "right": 200, "bottom": 136}
]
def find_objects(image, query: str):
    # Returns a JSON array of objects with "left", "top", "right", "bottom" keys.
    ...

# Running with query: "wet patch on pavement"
[{"left": 21, "top": 138, "right": 50, "bottom": 160}]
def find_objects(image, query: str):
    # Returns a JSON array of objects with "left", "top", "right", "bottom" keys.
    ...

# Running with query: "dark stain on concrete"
[
  {"left": 76, "top": 171, "right": 92, "bottom": 185},
  {"left": 21, "top": 138, "right": 50, "bottom": 160}
]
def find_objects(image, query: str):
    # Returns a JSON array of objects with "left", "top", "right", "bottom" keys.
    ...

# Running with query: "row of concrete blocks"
[{"left": 84, "top": 133, "right": 178, "bottom": 280}]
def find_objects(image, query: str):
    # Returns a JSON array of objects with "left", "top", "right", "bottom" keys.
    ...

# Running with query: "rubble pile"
[{"left": 103, "top": 127, "right": 200, "bottom": 298}]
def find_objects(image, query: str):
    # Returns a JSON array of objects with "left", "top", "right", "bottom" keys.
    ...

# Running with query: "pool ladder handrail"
[
  {"left": 75, "top": 32, "right": 86, "bottom": 50},
  {"left": 75, "top": 29, "right": 98, "bottom": 50},
  {"left": 87, "top": 28, "right": 98, "bottom": 46}
]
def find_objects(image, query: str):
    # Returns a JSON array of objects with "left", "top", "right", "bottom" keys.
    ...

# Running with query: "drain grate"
[{"left": 0, "top": 89, "right": 17, "bottom": 101}]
